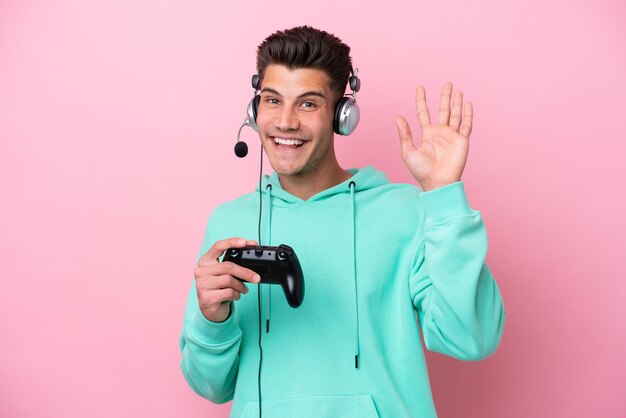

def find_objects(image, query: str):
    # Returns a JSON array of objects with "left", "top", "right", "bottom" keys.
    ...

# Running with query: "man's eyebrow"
[{"left": 261, "top": 88, "right": 327, "bottom": 100}]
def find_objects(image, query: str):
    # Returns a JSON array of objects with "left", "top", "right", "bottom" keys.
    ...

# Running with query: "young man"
[{"left": 180, "top": 26, "right": 505, "bottom": 417}]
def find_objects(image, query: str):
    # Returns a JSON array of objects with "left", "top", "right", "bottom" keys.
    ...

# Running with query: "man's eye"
[
  {"left": 301, "top": 101, "right": 317, "bottom": 109},
  {"left": 266, "top": 98, "right": 279, "bottom": 105}
]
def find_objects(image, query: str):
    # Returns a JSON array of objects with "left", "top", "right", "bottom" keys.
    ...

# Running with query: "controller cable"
[{"left": 256, "top": 141, "right": 264, "bottom": 418}]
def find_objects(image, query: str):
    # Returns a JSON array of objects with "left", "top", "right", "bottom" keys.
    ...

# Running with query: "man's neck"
[{"left": 278, "top": 163, "right": 352, "bottom": 201}]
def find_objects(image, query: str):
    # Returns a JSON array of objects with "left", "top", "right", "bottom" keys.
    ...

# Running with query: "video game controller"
[{"left": 223, "top": 244, "right": 304, "bottom": 308}]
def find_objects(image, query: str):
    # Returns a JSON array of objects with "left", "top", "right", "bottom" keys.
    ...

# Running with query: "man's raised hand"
[{"left": 394, "top": 82, "right": 473, "bottom": 192}]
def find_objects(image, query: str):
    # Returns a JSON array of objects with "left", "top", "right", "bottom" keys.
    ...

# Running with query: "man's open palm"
[{"left": 395, "top": 82, "right": 473, "bottom": 192}]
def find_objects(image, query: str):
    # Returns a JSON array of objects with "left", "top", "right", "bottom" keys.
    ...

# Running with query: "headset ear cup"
[
  {"left": 334, "top": 97, "right": 348, "bottom": 135},
  {"left": 334, "top": 97, "right": 360, "bottom": 136},
  {"left": 253, "top": 95, "right": 260, "bottom": 121},
  {"left": 247, "top": 95, "right": 261, "bottom": 132}
]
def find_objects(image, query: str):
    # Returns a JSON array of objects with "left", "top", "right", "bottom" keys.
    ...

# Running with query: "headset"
[{"left": 234, "top": 68, "right": 361, "bottom": 157}]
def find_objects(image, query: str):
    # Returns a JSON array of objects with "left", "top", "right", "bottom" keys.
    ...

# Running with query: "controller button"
[{"left": 277, "top": 244, "right": 293, "bottom": 260}]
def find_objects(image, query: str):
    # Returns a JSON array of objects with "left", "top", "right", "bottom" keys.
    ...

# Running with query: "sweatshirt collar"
[{"left": 256, "top": 165, "right": 389, "bottom": 205}]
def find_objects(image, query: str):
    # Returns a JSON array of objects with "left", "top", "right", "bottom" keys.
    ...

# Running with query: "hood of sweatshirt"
[{"left": 253, "top": 165, "right": 390, "bottom": 368}]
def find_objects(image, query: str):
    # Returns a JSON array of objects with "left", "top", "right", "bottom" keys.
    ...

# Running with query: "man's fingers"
[
  {"left": 200, "top": 288, "right": 243, "bottom": 306},
  {"left": 437, "top": 82, "right": 453, "bottom": 125},
  {"left": 395, "top": 116, "right": 416, "bottom": 157},
  {"left": 415, "top": 86, "right": 431, "bottom": 129},
  {"left": 219, "top": 262, "right": 261, "bottom": 284},
  {"left": 214, "top": 275, "right": 250, "bottom": 295},
  {"left": 198, "top": 237, "right": 248, "bottom": 267},
  {"left": 196, "top": 273, "right": 249, "bottom": 293},
  {"left": 460, "top": 102, "right": 473, "bottom": 138},
  {"left": 196, "top": 262, "right": 261, "bottom": 284},
  {"left": 450, "top": 90, "right": 463, "bottom": 131}
]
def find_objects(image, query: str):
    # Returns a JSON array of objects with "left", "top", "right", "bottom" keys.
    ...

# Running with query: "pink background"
[{"left": 1, "top": 0, "right": 625, "bottom": 417}]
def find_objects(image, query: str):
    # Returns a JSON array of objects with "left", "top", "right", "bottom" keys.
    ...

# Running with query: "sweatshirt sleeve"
[
  {"left": 409, "top": 182, "right": 506, "bottom": 361},
  {"left": 179, "top": 218, "right": 242, "bottom": 403}
]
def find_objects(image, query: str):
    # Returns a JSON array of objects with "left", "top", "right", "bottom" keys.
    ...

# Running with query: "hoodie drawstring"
[
  {"left": 349, "top": 181, "right": 361, "bottom": 368},
  {"left": 265, "top": 184, "right": 273, "bottom": 333}
]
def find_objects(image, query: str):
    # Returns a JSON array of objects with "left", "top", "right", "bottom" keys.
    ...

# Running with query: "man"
[{"left": 180, "top": 26, "right": 505, "bottom": 417}]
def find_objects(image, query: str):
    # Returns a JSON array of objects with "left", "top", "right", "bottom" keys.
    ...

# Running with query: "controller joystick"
[{"left": 223, "top": 244, "right": 304, "bottom": 308}]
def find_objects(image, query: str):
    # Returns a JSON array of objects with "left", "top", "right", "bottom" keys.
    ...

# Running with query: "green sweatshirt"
[{"left": 180, "top": 166, "right": 506, "bottom": 417}]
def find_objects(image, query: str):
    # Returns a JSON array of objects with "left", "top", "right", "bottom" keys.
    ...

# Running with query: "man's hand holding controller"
[{"left": 194, "top": 237, "right": 261, "bottom": 323}]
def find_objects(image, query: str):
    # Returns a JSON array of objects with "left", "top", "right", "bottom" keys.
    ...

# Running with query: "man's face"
[{"left": 256, "top": 64, "right": 337, "bottom": 178}]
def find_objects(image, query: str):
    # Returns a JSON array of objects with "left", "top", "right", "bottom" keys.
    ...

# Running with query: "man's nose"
[{"left": 275, "top": 106, "right": 300, "bottom": 131}]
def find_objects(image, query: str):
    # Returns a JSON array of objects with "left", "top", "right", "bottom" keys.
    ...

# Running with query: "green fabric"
[{"left": 180, "top": 165, "right": 506, "bottom": 417}]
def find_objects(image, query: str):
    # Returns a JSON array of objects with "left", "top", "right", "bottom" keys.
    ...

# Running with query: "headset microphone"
[
  {"left": 233, "top": 75, "right": 262, "bottom": 158},
  {"left": 234, "top": 118, "right": 251, "bottom": 158},
  {"left": 234, "top": 141, "right": 248, "bottom": 158}
]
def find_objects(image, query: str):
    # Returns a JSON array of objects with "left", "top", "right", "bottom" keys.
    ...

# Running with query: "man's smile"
[{"left": 270, "top": 136, "right": 309, "bottom": 150}]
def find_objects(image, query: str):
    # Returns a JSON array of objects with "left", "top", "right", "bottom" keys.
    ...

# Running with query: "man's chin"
[
  {"left": 267, "top": 161, "right": 307, "bottom": 178},
  {"left": 266, "top": 154, "right": 303, "bottom": 176},
  {"left": 271, "top": 166, "right": 303, "bottom": 177}
]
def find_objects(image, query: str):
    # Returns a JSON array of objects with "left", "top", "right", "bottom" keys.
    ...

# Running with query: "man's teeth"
[{"left": 274, "top": 137, "right": 304, "bottom": 146}]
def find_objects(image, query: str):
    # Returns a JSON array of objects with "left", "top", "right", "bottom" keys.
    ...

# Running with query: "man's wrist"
[
  {"left": 420, "top": 180, "right": 459, "bottom": 192},
  {"left": 202, "top": 303, "right": 232, "bottom": 323}
]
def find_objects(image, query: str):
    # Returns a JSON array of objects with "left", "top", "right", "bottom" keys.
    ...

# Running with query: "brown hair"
[{"left": 256, "top": 26, "right": 352, "bottom": 99}]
